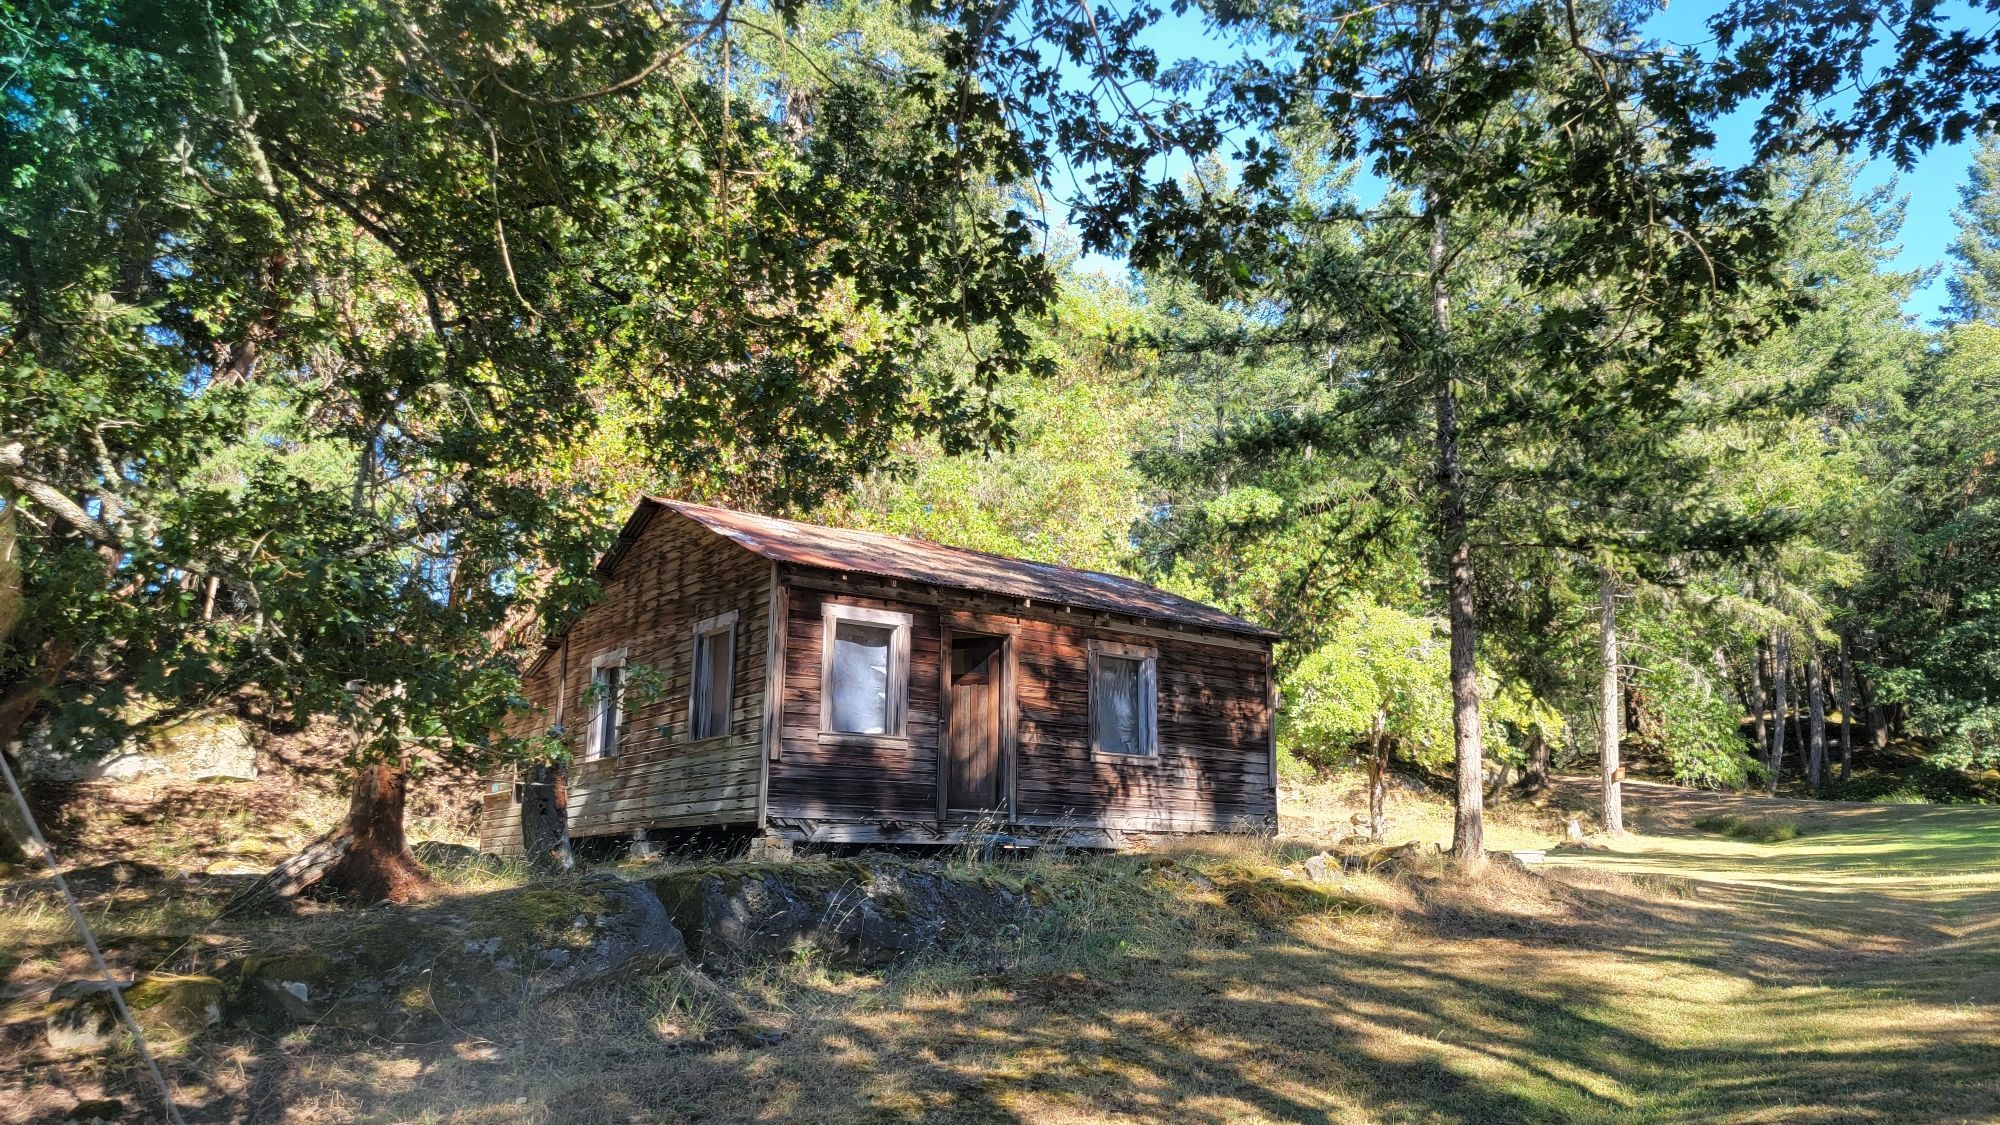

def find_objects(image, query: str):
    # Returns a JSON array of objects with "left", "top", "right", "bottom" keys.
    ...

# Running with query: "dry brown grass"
[{"left": 4, "top": 778, "right": 1997, "bottom": 1123}]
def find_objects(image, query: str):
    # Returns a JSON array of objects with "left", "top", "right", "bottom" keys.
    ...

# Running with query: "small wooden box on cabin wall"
[{"left": 478, "top": 499, "right": 1280, "bottom": 855}]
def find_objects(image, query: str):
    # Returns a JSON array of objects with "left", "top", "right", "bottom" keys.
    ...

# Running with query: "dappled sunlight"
[{"left": 6, "top": 781, "right": 1994, "bottom": 1121}]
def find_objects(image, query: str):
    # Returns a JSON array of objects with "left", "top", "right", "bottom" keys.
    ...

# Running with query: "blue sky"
[
  {"left": 1644, "top": 1, "right": 1971, "bottom": 322},
  {"left": 1077, "top": 0, "right": 1973, "bottom": 322}
]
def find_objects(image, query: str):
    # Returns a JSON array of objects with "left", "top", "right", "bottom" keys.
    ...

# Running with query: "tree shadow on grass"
[{"left": 293, "top": 851, "right": 1998, "bottom": 1124}]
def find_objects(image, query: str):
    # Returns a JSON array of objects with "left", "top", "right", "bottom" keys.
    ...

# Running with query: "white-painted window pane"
[
  {"left": 1094, "top": 655, "right": 1143, "bottom": 755},
  {"left": 830, "top": 621, "right": 893, "bottom": 734}
]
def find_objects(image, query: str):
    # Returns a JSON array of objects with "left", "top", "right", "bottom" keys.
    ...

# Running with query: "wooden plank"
[{"left": 478, "top": 510, "right": 777, "bottom": 848}]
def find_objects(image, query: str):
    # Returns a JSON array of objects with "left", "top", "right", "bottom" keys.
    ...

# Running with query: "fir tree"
[{"left": 1945, "top": 131, "right": 2000, "bottom": 324}]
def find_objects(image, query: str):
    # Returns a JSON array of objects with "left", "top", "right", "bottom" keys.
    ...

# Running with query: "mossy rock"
[
  {"left": 126, "top": 974, "right": 226, "bottom": 1043},
  {"left": 411, "top": 840, "right": 507, "bottom": 874},
  {"left": 223, "top": 875, "right": 684, "bottom": 1040},
  {"left": 239, "top": 948, "right": 336, "bottom": 985},
  {"left": 648, "top": 858, "right": 1037, "bottom": 969},
  {"left": 141, "top": 713, "right": 257, "bottom": 781},
  {"left": 46, "top": 974, "right": 223, "bottom": 1053}
]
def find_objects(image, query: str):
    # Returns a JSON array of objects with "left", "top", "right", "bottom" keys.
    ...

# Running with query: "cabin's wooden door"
[{"left": 946, "top": 635, "right": 1005, "bottom": 813}]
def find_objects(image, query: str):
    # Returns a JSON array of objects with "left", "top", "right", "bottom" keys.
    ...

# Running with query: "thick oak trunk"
[
  {"left": 319, "top": 762, "right": 427, "bottom": 905},
  {"left": 0, "top": 747, "right": 29, "bottom": 865},
  {"left": 1521, "top": 725, "right": 1550, "bottom": 791},
  {"left": 1598, "top": 572, "right": 1624, "bottom": 835},
  {"left": 1429, "top": 198, "right": 1483, "bottom": 864},
  {"left": 519, "top": 761, "right": 574, "bottom": 873}
]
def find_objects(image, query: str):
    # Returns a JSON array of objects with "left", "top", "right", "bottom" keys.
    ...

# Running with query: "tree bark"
[
  {"left": 519, "top": 761, "right": 574, "bottom": 872},
  {"left": 1599, "top": 572, "right": 1624, "bottom": 834},
  {"left": 1837, "top": 634, "right": 1856, "bottom": 782},
  {"left": 0, "top": 747, "right": 28, "bottom": 865},
  {"left": 1365, "top": 711, "right": 1389, "bottom": 841},
  {"left": 1806, "top": 648, "right": 1827, "bottom": 794},
  {"left": 319, "top": 762, "right": 427, "bottom": 904},
  {"left": 1521, "top": 725, "right": 1550, "bottom": 790},
  {"left": 1429, "top": 195, "right": 1484, "bottom": 865},
  {"left": 1860, "top": 670, "right": 1890, "bottom": 753},
  {"left": 1769, "top": 632, "right": 1790, "bottom": 796},
  {"left": 1751, "top": 638, "right": 1769, "bottom": 757}
]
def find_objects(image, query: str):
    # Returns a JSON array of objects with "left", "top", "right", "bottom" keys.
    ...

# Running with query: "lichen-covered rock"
[
  {"left": 45, "top": 975, "right": 224, "bottom": 1053},
  {"left": 650, "top": 859, "right": 1037, "bottom": 969},
  {"left": 144, "top": 714, "right": 258, "bottom": 780},
  {"left": 222, "top": 874, "right": 684, "bottom": 1039},
  {"left": 45, "top": 982, "right": 120, "bottom": 1052},
  {"left": 28, "top": 713, "right": 257, "bottom": 783}
]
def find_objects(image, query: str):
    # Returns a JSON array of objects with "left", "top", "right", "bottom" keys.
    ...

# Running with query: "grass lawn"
[{"left": 4, "top": 778, "right": 1996, "bottom": 1123}]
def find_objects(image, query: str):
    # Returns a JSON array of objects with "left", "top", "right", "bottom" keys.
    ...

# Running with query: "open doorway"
[{"left": 944, "top": 634, "right": 1007, "bottom": 816}]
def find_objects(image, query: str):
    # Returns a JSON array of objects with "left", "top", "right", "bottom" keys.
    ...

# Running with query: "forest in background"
[
  {"left": 4, "top": 0, "right": 1999, "bottom": 899},
  {"left": 831, "top": 140, "right": 2000, "bottom": 810}
]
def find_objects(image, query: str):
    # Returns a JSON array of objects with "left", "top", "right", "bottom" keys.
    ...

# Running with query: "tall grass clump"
[{"left": 1693, "top": 812, "right": 1807, "bottom": 843}]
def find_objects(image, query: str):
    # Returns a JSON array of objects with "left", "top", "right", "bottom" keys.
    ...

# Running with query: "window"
[
  {"left": 820, "top": 603, "right": 912, "bottom": 736},
  {"left": 585, "top": 650, "right": 626, "bottom": 761},
  {"left": 1089, "top": 640, "right": 1157, "bottom": 759},
  {"left": 689, "top": 611, "right": 738, "bottom": 741}
]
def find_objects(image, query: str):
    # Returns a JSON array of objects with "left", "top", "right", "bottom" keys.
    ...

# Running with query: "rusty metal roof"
[{"left": 610, "top": 498, "right": 1276, "bottom": 639}]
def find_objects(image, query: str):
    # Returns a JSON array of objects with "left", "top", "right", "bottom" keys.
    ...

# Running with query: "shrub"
[{"left": 1692, "top": 812, "right": 1806, "bottom": 843}]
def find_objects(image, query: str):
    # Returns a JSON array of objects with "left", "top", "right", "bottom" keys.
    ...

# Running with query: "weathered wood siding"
[
  {"left": 479, "top": 515, "right": 771, "bottom": 854},
  {"left": 769, "top": 582, "right": 945, "bottom": 823},
  {"left": 768, "top": 570, "right": 1275, "bottom": 836}
]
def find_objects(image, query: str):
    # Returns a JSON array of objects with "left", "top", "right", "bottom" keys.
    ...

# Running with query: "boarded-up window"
[
  {"left": 586, "top": 652, "right": 626, "bottom": 761},
  {"left": 1089, "top": 641, "right": 1156, "bottom": 758},
  {"left": 821, "top": 604, "right": 912, "bottom": 736},
  {"left": 689, "top": 611, "right": 738, "bottom": 741}
]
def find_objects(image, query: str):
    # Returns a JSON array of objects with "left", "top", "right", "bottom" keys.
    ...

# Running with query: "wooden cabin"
[{"left": 479, "top": 499, "right": 1279, "bottom": 854}]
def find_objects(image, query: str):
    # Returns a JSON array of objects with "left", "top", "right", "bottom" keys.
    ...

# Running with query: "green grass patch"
[{"left": 1692, "top": 811, "right": 1810, "bottom": 843}]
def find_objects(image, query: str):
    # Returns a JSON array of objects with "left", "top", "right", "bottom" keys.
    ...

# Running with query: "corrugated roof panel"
[{"left": 644, "top": 499, "right": 1277, "bottom": 639}]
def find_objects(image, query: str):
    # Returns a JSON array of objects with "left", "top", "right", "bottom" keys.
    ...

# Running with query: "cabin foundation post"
[{"left": 747, "top": 835, "right": 795, "bottom": 862}]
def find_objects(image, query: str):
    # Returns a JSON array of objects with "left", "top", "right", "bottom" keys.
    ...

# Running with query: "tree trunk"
[
  {"left": 0, "top": 747, "right": 29, "bottom": 866},
  {"left": 1837, "top": 634, "right": 1856, "bottom": 782},
  {"left": 519, "top": 761, "right": 574, "bottom": 872},
  {"left": 1806, "top": 649, "right": 1827, "bottom": 795},
  {"left": 1769, "top": 632, "right": 1790, "bottom": 796},
  {"left": 1366, "top": 711, "right": 1389, "bottom": 841},
  {"left": 1429, "top": 195, "right": 1483, "bottom": 865},
  {"left": 1521, "top": 725, "right": 1550, "bottom": 790},
  {"left": 319, "top": 762, "right": 427, "bottom": 905},
  {"left": 1860, "top": 669, "right": 1890, "bottom": 753},
  {"left": 1751, "top": 638, "right": 1769, "bottom": 757},
  {"left": 1598, "top": 571, "right": 1624, "bottom": 834}
]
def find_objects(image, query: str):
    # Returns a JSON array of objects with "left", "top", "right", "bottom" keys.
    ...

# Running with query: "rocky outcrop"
[
  {"left": 24, "top": 713, "right": 257, "bottom": 783},
  {"left": 47, "top": 860, "right": 1043, "bottom": 1051},
  {"left": 648, "top": 858, "right": 1037, "bottom": 969},
  {"left": 219, "top": 873, "right": 685, "bottom": 1039}
]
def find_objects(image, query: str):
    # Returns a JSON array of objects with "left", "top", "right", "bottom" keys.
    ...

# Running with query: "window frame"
[
  {"left": 584, "top": 648, "right": 628, "bottom": 762},
  {"left": 1087, "top": 638, "right": 1159, "bottom": 763},
  {"left": 818, "top": 602, "right": 913, "bottom": 741},
  {"left": 687, "top": 610, "right": 740, "bottom": 743}
]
